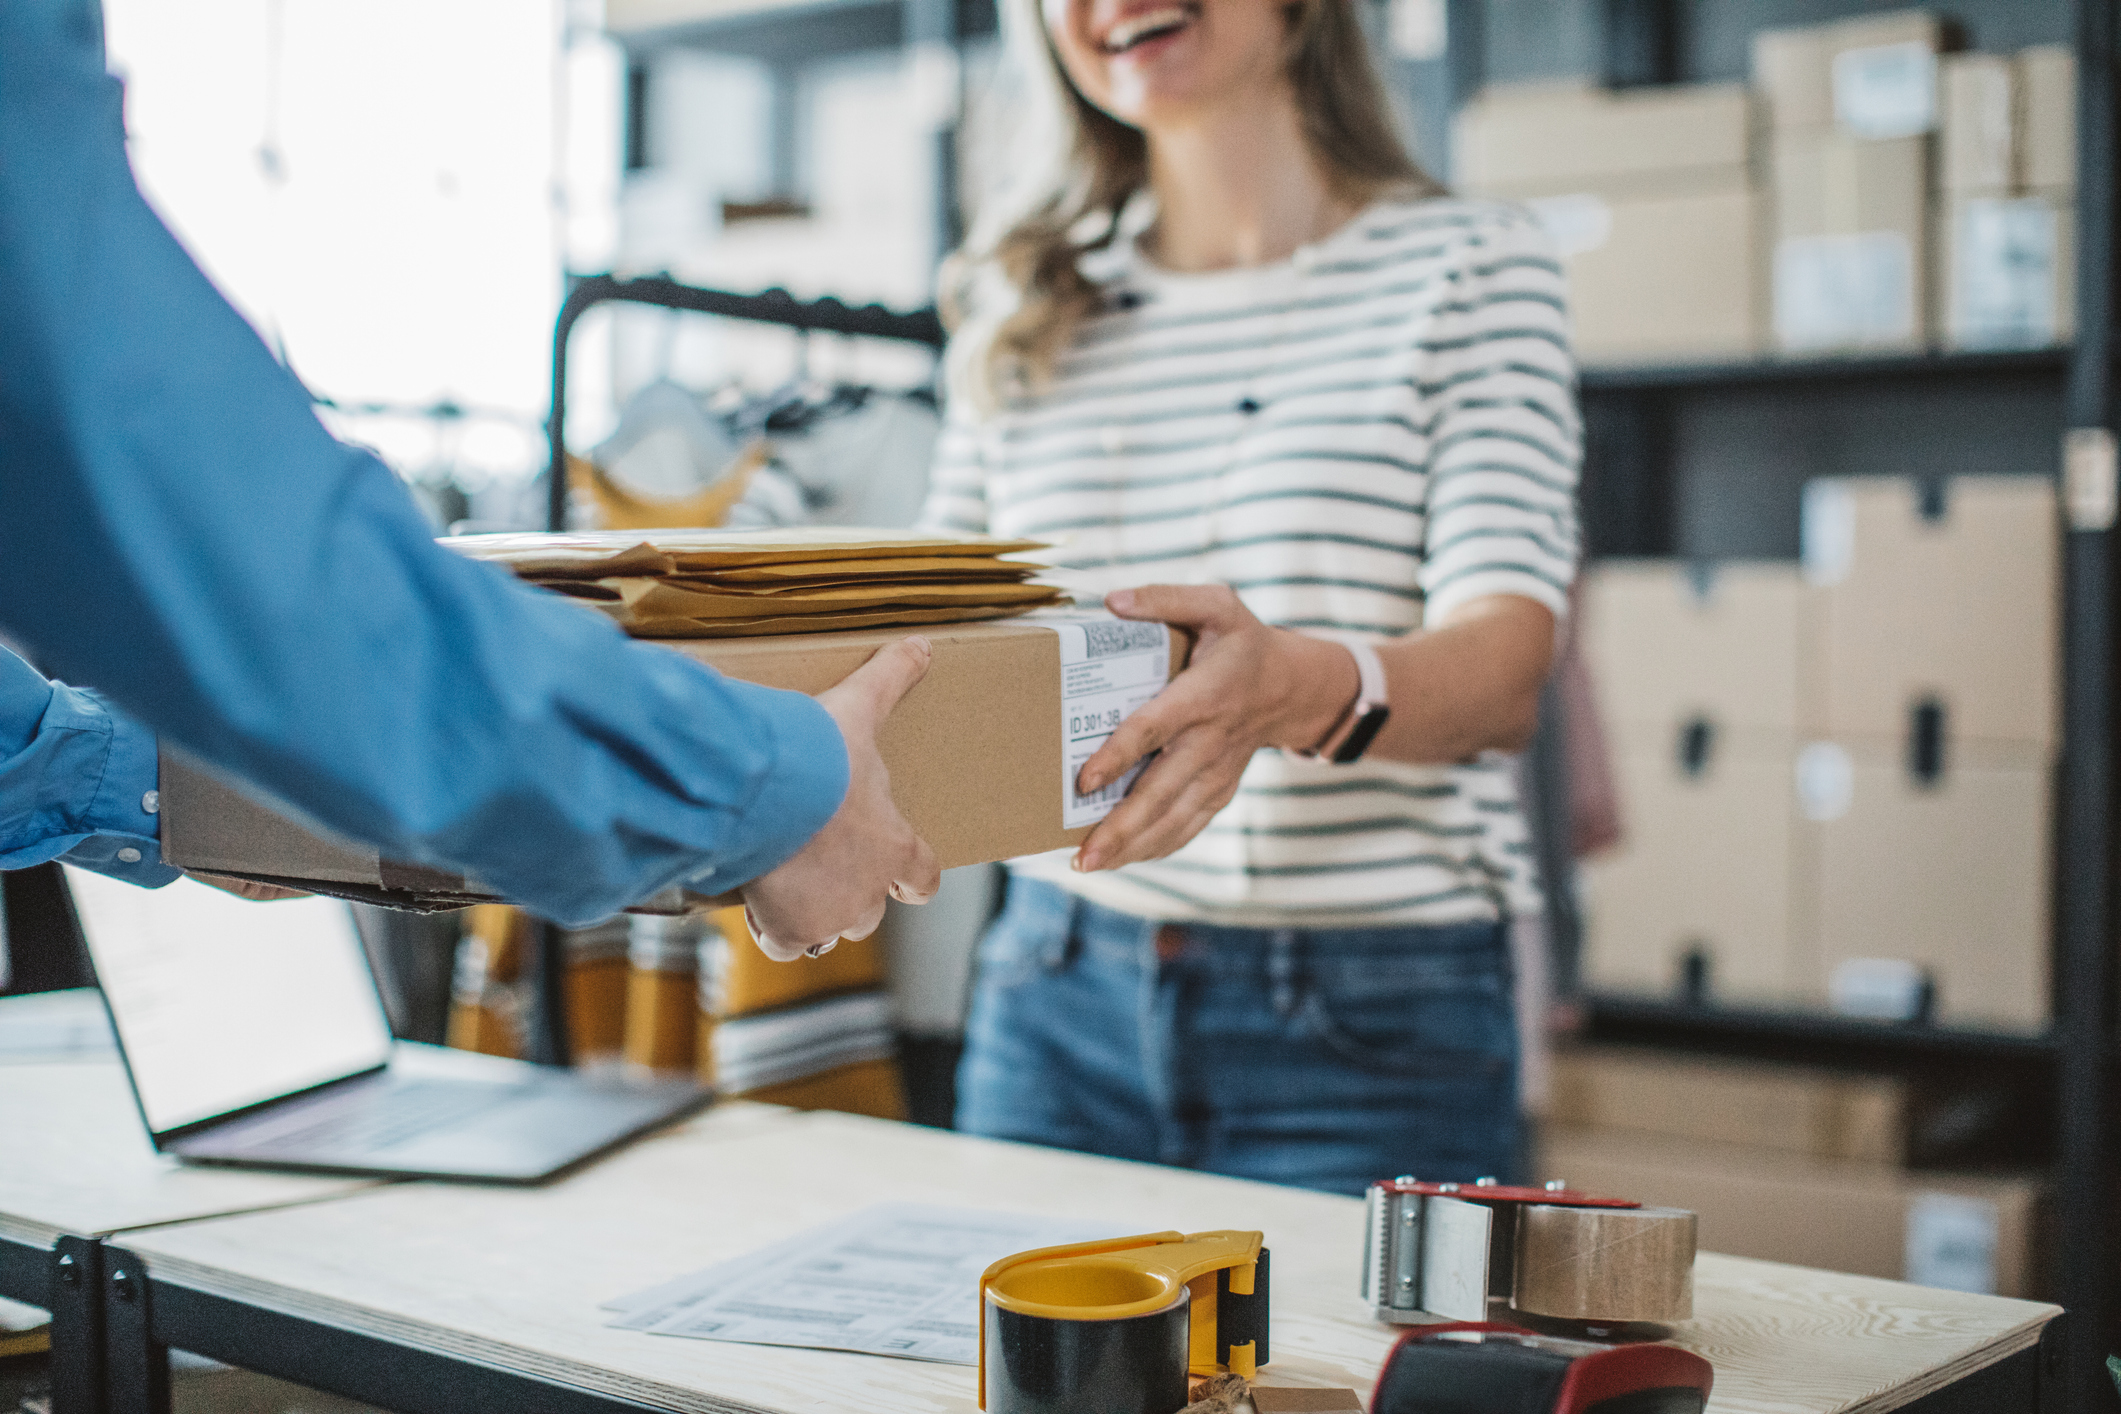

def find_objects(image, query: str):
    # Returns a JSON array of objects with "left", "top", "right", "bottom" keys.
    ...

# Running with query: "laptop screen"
[{"left": 63, "top": 867, "right": 394, "bottom": 1135}]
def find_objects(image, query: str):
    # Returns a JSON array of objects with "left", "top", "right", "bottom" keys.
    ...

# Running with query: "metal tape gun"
[
  {"left": 979, "top": 1229, "right": 1268, "bottom": 1414},
  {"left": 1362, "top": 1177, "right": 1696, "bottom": 1334}
]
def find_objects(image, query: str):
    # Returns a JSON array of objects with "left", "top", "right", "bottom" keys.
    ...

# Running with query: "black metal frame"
[{"left": 0, "top": 1231, "right": 108, "bottom": 1414}]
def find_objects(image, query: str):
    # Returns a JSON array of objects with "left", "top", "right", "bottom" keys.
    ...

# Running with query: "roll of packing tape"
[
  {"left": 1511, "top": 1204, "right": 1697, "bottom": 1325},
  {"left": 982, "top": 1266, "right": 1191, "bottom": 1414}
]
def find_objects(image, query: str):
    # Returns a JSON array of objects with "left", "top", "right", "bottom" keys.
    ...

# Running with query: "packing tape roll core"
[
  {"left": 982, "top": 1289, "right": 1191, "bottom": 1414},
  {"left": 1512, "top": 1204, "right": 1697, "bottom": 1324}
]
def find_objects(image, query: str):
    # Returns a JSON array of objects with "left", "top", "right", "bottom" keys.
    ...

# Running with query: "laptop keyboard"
[{"left": 265, "top": 1079, "right": 517, "bottom": 1153}]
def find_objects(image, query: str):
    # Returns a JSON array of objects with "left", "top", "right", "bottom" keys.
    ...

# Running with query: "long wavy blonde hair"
[{"left": 943, "top": 0, "right": 1441, "bottom": 412}]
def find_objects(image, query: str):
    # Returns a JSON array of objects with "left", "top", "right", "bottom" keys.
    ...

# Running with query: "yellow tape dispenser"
[{"left": 979, "top": 1230, "right": 1269, "bottom": 1414}]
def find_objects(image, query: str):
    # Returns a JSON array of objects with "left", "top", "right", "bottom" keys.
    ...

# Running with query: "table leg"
[
  {"left": 48, "top": 1237, "right": 106, "bottom": 1414},
  {"left": 99, "top": 1247, "right": 168, "bottom": 1414}
]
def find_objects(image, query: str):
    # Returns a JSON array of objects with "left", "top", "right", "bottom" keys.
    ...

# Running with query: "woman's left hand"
[{"left": 1073, "top": 585, "right": 1356, "bottom": 872}]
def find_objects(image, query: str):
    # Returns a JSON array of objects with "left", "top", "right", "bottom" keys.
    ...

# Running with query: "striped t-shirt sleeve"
[
  {"left": 1415, "top": 210, "right": 1580, "bottom": 623},
  {"left": 916, "top": 404, "right": 991, "bottom": 534}
]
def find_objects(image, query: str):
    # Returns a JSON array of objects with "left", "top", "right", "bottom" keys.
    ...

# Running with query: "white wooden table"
[
  {"left": 106, "top": 1107, "right": 2059, "bottom": 1414},
  {"left": 0, "top": 1055, "right": 384, "bottom": 1414}
]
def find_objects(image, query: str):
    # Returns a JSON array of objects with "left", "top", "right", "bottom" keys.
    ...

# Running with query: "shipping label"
[{"left": 1049, "top": 616, "right": 1172, "bottom": 829}]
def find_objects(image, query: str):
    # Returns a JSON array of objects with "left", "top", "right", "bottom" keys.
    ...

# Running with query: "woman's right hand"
[{"left": 738, "top": 637, "right": 942, "bottom": 960}]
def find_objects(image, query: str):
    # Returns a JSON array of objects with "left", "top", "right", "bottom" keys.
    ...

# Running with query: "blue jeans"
[{"left": 955, "top": 876, "right": 1520, "bottom": 1196}]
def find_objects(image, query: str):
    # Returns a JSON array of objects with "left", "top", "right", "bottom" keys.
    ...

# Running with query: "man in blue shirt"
[{"left": 0, "top": 0, "right": 938, "bottom": 958}]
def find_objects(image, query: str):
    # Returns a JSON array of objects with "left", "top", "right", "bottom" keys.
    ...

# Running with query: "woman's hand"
[{"left": 1072, "top": 586, "right": 1357, "bottom": 872}]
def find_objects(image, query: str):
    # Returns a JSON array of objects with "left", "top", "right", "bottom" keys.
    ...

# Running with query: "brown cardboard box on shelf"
[
  {"left": 1577, "top": 730, "right": 1813, "bottom": 1008},
  {"left": 1544, "top": 185, "right": 1766, "bottom": 366},
  {"left": 1801, "top": 475, "right": 2059, "bottom": 748},
  {"left": 1453, "top": 82, "right": 1754, "bottom": 198},
  {"left": 1537, "top": 1126, "right": 2046, "bottom": 1298},
  {"left": 1939, "top": 52, "right": 2015, "bottom": 193},
  {"left": 1751, "top": 11, "right": 1944, "bottom": 136},
  {"left": 160, "top": 613, "right": 1187, "bottom": 910},
  {"left": 1452, "top": 83, "right": 1765, "bottom": 365},
  {"left": 1770, "top": 132, "right": 1930, "bottom": 352},
  {"left": 1550, "top": 1045, "right": 1909, "bottom": 1164},
  {"left": 1806, "top": 734, "right": 2052, "bottom": 1032},
  {"left": 2018, "top": 45, "right": 2076, "bottom": 193},
  {"left": 1937, "top": 189, "right": 2075, "bottom": 350},
  {"left": 1581, "top": 560, "right": 1818, "bottom": 741}
]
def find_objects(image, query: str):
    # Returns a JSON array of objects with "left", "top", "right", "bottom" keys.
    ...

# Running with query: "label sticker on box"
[
  {"left": 1049, "top": 616, "right": 1172, "bottom": 829},
  {"left": 1905, "top": 1192, "right": 2000, "bottom": 1294},
  {"left": 1833, "top": 40, "right": 1937, "bottom": 139},
  {"left": 1952, "top": 197, "right": 2060, "bottom": 350},
  {"left": 1774, "top": 231, "right": 1915, "bottom": 351}
]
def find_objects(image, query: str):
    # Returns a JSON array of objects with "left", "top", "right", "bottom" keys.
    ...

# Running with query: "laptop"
[{"left": 63, "top": 865, "right": 708, "bottom": 1183}]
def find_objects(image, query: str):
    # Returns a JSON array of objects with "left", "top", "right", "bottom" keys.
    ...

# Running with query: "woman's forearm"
[{"left": 1269, "top": 595, "right": 1558, "bottom": 766}]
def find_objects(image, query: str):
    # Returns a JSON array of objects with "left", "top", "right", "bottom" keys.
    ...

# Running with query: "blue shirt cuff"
[
  {"left": 684, "top": 685, "right": 849, "bottom": 893},
  {"left": 0, "top": 677, "right": 179, "bottom": 887}
]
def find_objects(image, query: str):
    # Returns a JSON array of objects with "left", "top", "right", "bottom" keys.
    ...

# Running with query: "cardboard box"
[
  {"left": 160, "top": 614, "right": 1187, "bottom": 910},
  {"left": 1751, "top": 11, "right": 1943, "bottom": 136},
  {"left": 1578, "top": 734, "right": 1813, "bottom": 1007},
  {"left": 1771, "top": 132, "right": 1929, "bottom": 352},
  {"left": 2018, "top": 44, "right": 2076, "bottom": 193},
  {"left": 1581, "top": 560, "right": 1817, "bottom": 742},
  {"left": 1538, "top": 1126, "right": 2046, "bottom": 1298},
  {"left": 1938, "top": 190, "right": 2075, "bottom": 350},
  {"left": 1801, "top": 475, "right": 2059, "bottom": 748},
  {"left": 1454, "top": 82, "right": 1755, "bottom": 198},
  {"left": 1807, "top": 734, "right": 2052, "bottom": 1032},
  {"left": 1542, "top": 184, "right": 1766, "bottom": 365},
  {"left": 1550, "top": 1045, "right": 1908, "bottom": 1164},
  {"left": 1939, "top": 52, "right": 2015, "bottom": 193}
]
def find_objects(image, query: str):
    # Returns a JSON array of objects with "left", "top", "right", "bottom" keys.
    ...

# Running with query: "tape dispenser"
[
  {"left": 1362, "top": 1177, "right": 1696, "bottom": 1333},
  {"left": 1370, "top": 1323, "right": 1714, "bottom": 1414},
  {"left": 980, "top": 1230, "right": 1268, "bottom": 1414}
]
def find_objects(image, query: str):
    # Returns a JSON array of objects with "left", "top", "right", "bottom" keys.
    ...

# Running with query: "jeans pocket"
[
  {"left": 1298, "top": 953, "right": 1513, "bottom": 1078},
  {"left": 973, "top": 882, "right": 1076, "bottom": 990}
]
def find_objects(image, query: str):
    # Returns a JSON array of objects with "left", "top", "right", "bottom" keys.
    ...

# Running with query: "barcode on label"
[{"left": 1078, "top": 621, "right": 1167, "bottom": 658}]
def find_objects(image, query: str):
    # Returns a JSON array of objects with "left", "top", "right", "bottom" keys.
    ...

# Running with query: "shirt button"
[
  {"left": 142, "top": 790, "right": 160, "bottom": 814},
  {"left": 117, "top": 847, "right": 142, "bottom": 864},
  {"left": 1101, "top": 425, "right": 1125, "bottom": 454}
]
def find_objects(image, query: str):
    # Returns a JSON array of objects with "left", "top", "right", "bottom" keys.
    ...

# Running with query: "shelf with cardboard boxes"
[
  {"left": 1444, "top": 0, "right": 2121, "bottom": 1397},
  {"left": 1578, "top": 475, "right": 2059, "bottom": 1035},
  {"left": 1455, "top": 12, "right": 2077, "bottom": 370}
]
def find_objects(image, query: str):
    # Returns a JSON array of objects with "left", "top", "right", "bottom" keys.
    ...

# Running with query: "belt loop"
[{"left": 1268, "top": 929, "right": 1299, "bottom": 1018}]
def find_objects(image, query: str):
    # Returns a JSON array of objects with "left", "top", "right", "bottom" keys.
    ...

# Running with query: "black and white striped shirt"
[{"left": 921, "top": 198, "right": 1581, "bottom": 926}]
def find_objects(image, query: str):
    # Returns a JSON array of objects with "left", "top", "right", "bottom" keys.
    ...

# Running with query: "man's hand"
[
  {"left": 185, "top": 870, "right": 312, "bottom": 901},
  {"left": 739, "top": 637, "right": 942, "bottom": 961}
]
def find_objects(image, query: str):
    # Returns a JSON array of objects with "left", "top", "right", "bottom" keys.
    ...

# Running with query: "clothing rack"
[
  {"left": 526, "top": 273, "right": 946, "bottom": 1068},
  {"left": 544, "top": 273, "right": 947, "bottom": 535}
]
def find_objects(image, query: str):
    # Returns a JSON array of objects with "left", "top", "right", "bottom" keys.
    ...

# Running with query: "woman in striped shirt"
[{"left": 920, "top": 0, "right": 1579, "bottom": 1193}]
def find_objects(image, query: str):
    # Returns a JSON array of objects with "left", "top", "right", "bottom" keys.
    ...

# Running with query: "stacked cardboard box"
[
  {"left": 1541, "top": 1046, "right": 2045, "bottom": 1297},
  {"left": 1936, "top": 45, "right": 2076, "bottom": 348},
  {"left": 1802, "top": 476, "right": 2057, "bottom": 1030},
  {"left": 1577, "top": 562, "right": 1818, "bottom": 1004},
  {"left": 1580, "top": 475, "right": 2058, "bottom": 1030},
  {"left": 1754, "top": 10, "right": 1942, "bottom": 354},
  {"left": 1453, "top": 82, "right": 1764, "bottom": 365}
]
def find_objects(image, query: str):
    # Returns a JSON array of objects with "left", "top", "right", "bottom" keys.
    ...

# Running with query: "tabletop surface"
[
  {"left": 118, "top": 1105, "right": 2060, "bottom": 1414},
  {"left": 0, "top": 1058, "right": 380, "bottom": 1249}
]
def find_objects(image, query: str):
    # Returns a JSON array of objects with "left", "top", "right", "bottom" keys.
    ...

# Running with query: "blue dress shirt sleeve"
[
  {"left": 0, "top": 0, "right": 849, "bottom": 926},
  {"left": 0, "top": 647, "right": 181, "bottom": 887}
]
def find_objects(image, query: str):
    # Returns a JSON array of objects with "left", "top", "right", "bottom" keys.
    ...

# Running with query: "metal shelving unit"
[{"left": 1482, "top": 4, "right": 2118, "bottom": 1409}]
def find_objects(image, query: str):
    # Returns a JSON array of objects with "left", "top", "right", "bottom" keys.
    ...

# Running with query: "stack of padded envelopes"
[{"left": 441, "top": 528, "right": 1062, "bottom": 637}]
